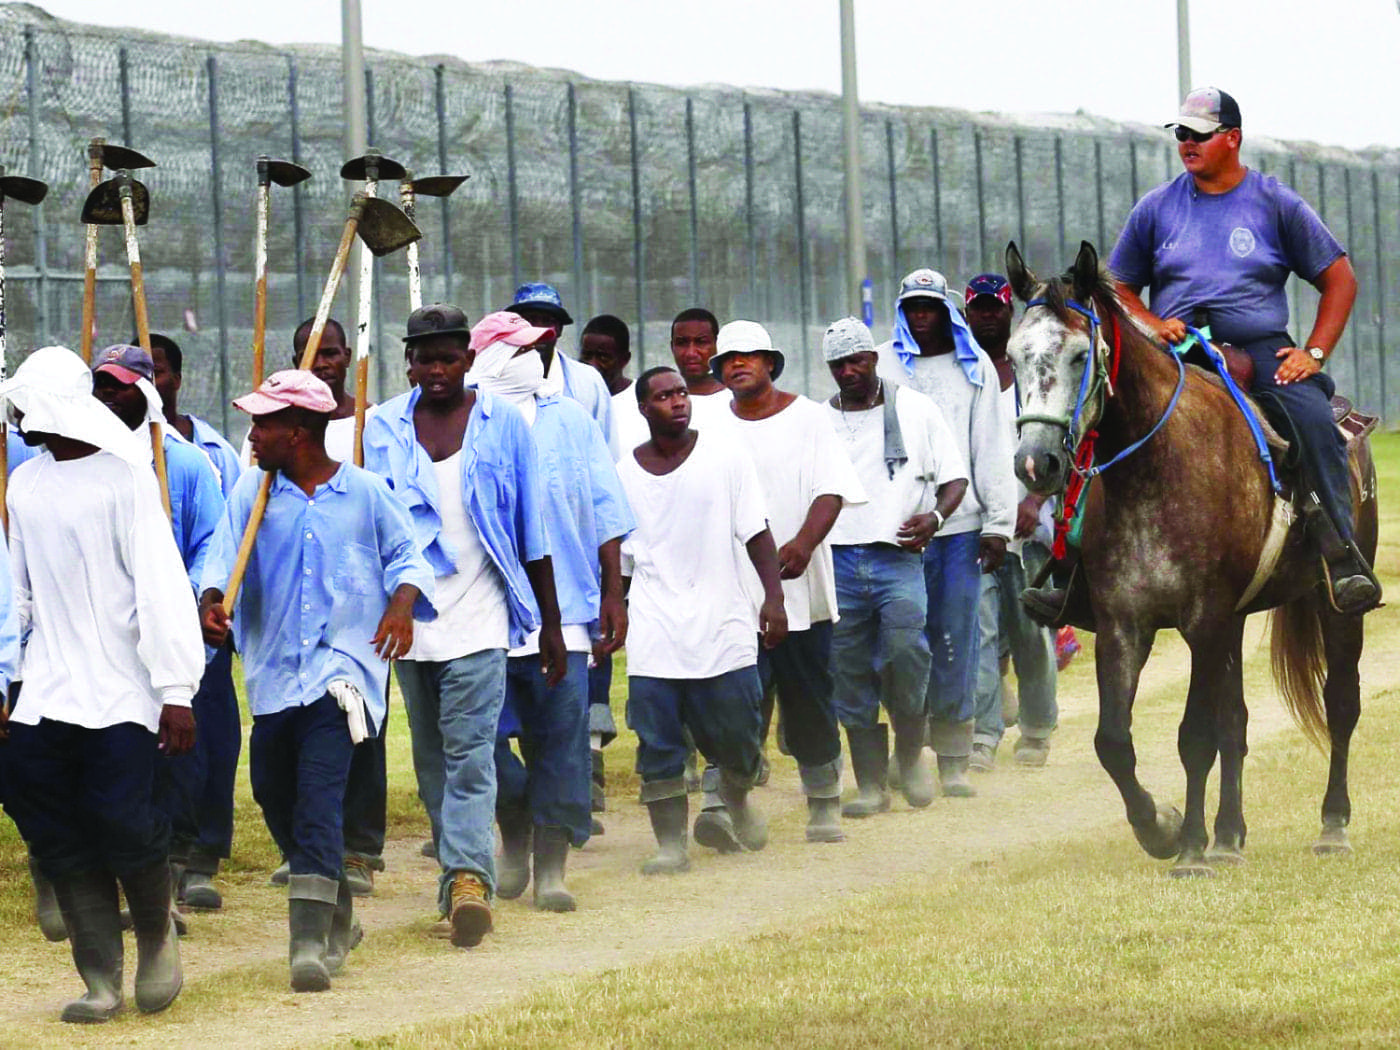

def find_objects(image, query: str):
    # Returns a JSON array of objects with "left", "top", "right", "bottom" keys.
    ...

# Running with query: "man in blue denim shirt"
[
  {"left": 199, "top": 369, "right": 434, "bottom": 992},
  {"left": 364, "top": 304, "right": 566, "bottom": 950}
]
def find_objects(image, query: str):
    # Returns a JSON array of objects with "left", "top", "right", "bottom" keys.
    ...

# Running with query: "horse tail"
[{"left": 1269, "top": 592, "right": 1329, "bottom": 752}]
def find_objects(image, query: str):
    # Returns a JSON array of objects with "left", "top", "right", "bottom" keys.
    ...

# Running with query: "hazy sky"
[{"left": 34, "top": 0, "right": 1400, "bottom": 152}]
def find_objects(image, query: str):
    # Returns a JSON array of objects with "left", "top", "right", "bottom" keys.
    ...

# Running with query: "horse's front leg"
[
  {"left": 1316, "top": 608, "right": 1363, "bottom": 855},
  {"left": 1094, "top": 623, "right": 1179, "bottom": 859}
]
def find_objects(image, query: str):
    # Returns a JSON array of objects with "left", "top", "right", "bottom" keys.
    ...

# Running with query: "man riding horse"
[{"left": 1024, "top": 86, "right": 1381, "bottom": 619}]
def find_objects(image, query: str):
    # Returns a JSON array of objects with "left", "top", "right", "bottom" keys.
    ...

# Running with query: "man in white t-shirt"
[
  {"left": 820, "top": 318, "right": 969, "bottom": 817},
  {"left": 713, "top": 321, "right": 867, "bottom": 843},
  {"left": 670, "top": 307, "right": 735, "bottom": 430},
  {"left": 963, "top": 275, "right": 1058, "bottom": 771},
  {"left": 618, "top": 365, "right": 787, "bottom": 874}
]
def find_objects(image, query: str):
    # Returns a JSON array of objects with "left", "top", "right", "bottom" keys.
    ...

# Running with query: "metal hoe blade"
[
  {"left": 265, "top": 159, "right": 311, "bottom": 187},
  {"left": 341, "top": 150, "right": 407, "bottom": 182},
  {"left": 81, "top": 175, "right": 150, "bottom": 226},
  {"left": 409, "top": 174, "right": 470, "bottom": 198},
  {"left": 95, "top": 143, "right": 156, "bottom": 172},
  {"left": 357, "top": 196, "right": 421, "bottom": 257},
  {"left": 0, "top": 174, "right": 48, "bottom": 206}
]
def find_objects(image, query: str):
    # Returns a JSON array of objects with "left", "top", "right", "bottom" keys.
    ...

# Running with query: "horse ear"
[
  {"left": 1005, "top": 241, "right": 1037, "bottom": 302},
  {"left": 1071, "top": 240, "right": 1100, "bottom": 302}
]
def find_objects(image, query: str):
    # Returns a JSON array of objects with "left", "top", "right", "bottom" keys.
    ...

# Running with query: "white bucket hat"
[{"left": 710, "top": 320, "right": 785, "bottom": 382}]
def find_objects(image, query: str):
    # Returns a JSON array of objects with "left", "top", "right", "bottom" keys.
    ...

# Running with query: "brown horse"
[{"left": 1004, "top": 240, "right": 1377, "bottom": 875}]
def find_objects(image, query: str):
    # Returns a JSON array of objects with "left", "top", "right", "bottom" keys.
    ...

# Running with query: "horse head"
[{"left": 1005, "top": 240, "right": 1112, "bottom": 497}]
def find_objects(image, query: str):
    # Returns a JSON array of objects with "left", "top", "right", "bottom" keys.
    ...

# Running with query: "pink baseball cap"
[
  {"left": 233, "top": 369, "right": 337, "bottom": 416},
  {"left": 469, "top": 310, "right": 554, "bottom": 352}
]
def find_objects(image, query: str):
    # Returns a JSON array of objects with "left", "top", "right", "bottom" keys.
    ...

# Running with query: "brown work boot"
[{"left": 448, "top": 873, "right": 492, "bottom": 949}]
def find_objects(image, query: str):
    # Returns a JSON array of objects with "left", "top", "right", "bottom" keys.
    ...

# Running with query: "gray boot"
[
  {"left": 642, "top": 794, "right": 691, "bottom": 875},
  {"left": 717, "top": 768, "right": 768, "bottom": 851},
  {"left": 495, "top": 802, "right": 532, "bottom": 900},
  {"left": 532, "top": 826, "right": 577, "bottom": 913},
  {"left": 325, "top": 876, "right": 362, "bottom": 976},
  {"left": 591, "top": 749, "right": 606, "bottom": 813},
  {"left": 893, "top": 722, "right": 935, "bottom": 808},
  {"left": 937, "top": 755, "right": 977, "bottom": 798},
  {"left": 30, "top": 854, "right": 68, "bottom": 942},
  {"left": 841, "top": 725, "right": 892, "bottom": 819},
  {"left": 269, "top": 858, "right": 290, "bottom": 886},
  {"left": 805, "top": 797, "right": 845, "bottom": 843},
  {"left": 51, "top": 870, "right": 124, "bottom": 1024},
  {"left": 119, "top": 861, "right": 183, "bottom": 1014},
  {"left": 287, "top": 875, "right": 337, "bottom": 993}
]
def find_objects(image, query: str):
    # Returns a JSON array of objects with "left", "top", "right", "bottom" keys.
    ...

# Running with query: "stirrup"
[
  {"left": 1320, "top": 554, "right": 1383, "bottom": 616},
  {"left": 1021, "top": 586, "right": 1069, "bottom": 628}
]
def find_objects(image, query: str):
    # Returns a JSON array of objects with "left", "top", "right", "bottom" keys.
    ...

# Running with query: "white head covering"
[
  {"left": 466, "top": 340, "right": 564, "bottom": 426},
  {"left": 0, "top": 346, "right": 146, "bottom": 465}
]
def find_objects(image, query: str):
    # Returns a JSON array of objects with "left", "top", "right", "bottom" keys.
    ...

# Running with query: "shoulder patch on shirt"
[{"left": 1229, "top": 227, "right": 1257, "bottom": 258}]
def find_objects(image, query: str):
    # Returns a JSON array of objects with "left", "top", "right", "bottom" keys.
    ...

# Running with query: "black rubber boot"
[
  {"left": 495, "top": 802, "right": 532, "bottom": 900},
  {"left": 590, "top": 749, "right": 606, "bottom": 813},
  {"left": 892, "top": 716, "right": 934, "bottom": 808},
  {"left": 532, "top": 826, "right": 577, "bottom": 913},
  {"left": 30, "top": 854, "right": 68, "bottom": 942},
  {"left": 717, "top": 768, "right": 768, "bottom": 851},
  {"left": 287, "top": 893, "right": 335, "bottom": 993},
  {"left": 325, "top": 876, "right": 362, "bottom": 976},
  {"left": 1302, "top": 492, "right": 1382, "bottom": 614},
  {"left": 51, "top": 870, "right": 124, "bottom": 1024},
  {"left": 841, "top": 724, "right": 892, "bottom": 819},
  {"left": 118, "top": 861, "right": 183, "bottom": 1014},
  {"left": 642, "top": 795, "right": 691, "bottom": 875}
]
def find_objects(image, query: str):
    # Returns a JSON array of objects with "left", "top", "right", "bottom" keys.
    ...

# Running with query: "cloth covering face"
[{"left": 0, "top": 345, "right": 145, "bottom": 467}]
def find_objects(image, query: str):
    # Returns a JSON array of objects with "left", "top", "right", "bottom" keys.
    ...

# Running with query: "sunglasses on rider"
[{"left": 1173, "top": 125, "right": 1233, "bottom": 144}]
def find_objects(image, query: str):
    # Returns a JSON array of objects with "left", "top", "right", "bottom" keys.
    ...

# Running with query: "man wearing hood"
[
  {"left": 1, "top": 345, "right": 204, "bottom": 1024},
  {"left": 468, "top": 310, "right": 634, "bottom": 914},
  {"left": 92, "top": 345, "right": 230, "bottom": 913},
  {"left": 875, "top": 269, "right": 1016, "bottom": 797}
]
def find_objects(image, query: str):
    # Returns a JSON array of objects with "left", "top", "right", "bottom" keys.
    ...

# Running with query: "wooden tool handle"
[
  {"left": 353, "top": 356, "right": 369, "bottom": 467},
  {"left": 80, "top": 146, "right": 103, "bottom": 365},
  {"left": 123, "top": 186, "right": 172, "bottom": 523},
  {"left": 220, "top": 472, "right": 272, "bottom": 613},
  {"left": 252, "top": 184, "right": 269, "bottom": 386}
]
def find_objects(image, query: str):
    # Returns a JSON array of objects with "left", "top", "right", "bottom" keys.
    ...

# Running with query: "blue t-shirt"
[{"left": 1109, "top": 169, "right": 1345, "bottom": 346}]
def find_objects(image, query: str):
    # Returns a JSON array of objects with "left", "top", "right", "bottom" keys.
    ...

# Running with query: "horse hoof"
[
  {"left": 1132, "top": 805, "right": 1184, "bottom": 861},
  {"left": 1170, "top": 850, "right": 1214, "bottom": 879},
  {"left": 1205, "top": 844, "right": 1246, "bottom": 866},
  {"left": 1313, "top": 826, "right": 1353, "bottom": 856}
]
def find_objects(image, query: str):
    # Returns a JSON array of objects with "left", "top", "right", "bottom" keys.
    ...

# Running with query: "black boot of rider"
[{"left": 1301, "top": 493, "right": 1382, "bottom": 615}]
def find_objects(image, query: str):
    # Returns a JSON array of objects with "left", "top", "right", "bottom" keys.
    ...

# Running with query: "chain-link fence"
[{"left": 2, "top": 4, "right": 1398, "bottom": 439}]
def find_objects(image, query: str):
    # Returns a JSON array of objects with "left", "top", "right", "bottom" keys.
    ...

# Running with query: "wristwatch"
[{"left": 1306, "top": 346, "right": 1327, "bottom": 362}]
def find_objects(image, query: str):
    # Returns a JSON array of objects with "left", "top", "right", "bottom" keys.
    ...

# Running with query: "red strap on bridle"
[{"left": 1051, "top": 313, "right": 1120, "bottom": 560}]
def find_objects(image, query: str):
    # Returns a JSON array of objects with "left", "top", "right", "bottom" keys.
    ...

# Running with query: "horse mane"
[{"left": 1030, "top": 267, "right": 1156, "bottom": 352}]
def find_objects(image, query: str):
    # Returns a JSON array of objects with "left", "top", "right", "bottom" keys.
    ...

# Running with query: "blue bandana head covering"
[{"left": 890, "top": 268, "right": 984, "bottom": 387}]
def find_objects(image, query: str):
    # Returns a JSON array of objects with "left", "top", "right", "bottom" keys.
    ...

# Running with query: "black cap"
[{"left": 403, "top": 304, "right": 472, "bottom": 343}]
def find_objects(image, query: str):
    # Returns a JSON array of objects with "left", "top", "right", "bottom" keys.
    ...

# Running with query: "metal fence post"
[
  {"left": 207, "top": 54, "right": 231, "bottom": 434},
  {"left": 685, "top": 96, "right": 700, "bottom": 301},
  {"left": 1371, "top": 168, "right": 1386, "bottom": 422},
  {"left": 288, "top": 55, "right": 307, "bottom": 321},
  {"left": 628, "top": 88, "right": 645, "bottom": 368},
  {"left": 793, "top": 109, "right": 810, "bottom": 388},
  {"left": 743, "top": 97, "right": 757, "bottom": 315},
  {"left": 435, "top": 65, "right": 454, "bottom": 305},
  {"left": 119, "top": 46, "right": 132, "bottom": 144},
  {"left": 1013, "top": 133, "right": 1025, "bottom": 261},
  {"left": 505, "top": 82, "right": 521, "bottom": 292},
  {"left": 1054, "top": 135, "right": 1066, "bottom": 262},
  {"left": 930, "top": 126, "right": 943, "bottom": 264},
  {"left": 366, "top": 66, "right": 386, "bottom": 400},
  {"left": 1129, "top": 138, "right": 1139, "bottom": 202},
  {"left": 24, "top": 27, "right": 48, "bottom": 345},
  {"left": 566, "top": 82, "right": 583, "bottom": 318},
  {"left": 973, "top": 127, "right": 986, "bottom": 273},
  {"left": 886, "top": 119, "right": 899, "bottom": 284},
  {"left": 1094, "top": 140, "right": 1106, "bottom": 252},
  {"left": 1343, "top": 165, "right": 1357, "bottom": 391}
]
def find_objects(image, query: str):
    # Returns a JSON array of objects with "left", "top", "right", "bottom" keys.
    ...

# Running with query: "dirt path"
[{"left": 0, "top": 620, "right": 1385, "bottom": 1049}]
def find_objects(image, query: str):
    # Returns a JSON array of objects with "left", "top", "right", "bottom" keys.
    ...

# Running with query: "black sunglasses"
[{"left": 1174, "top": 125, "right": 1231, "bottom": 144}]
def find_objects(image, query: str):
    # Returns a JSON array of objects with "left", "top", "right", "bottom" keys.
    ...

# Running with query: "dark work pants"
[
  {"left": 342, "top": 691, "right": 388, "bottom": 867},
  {"left": 5, "top": 719, "right": 167, "bottom": 881},
  {"left": 159, "top": 643, "right": 241, "bottom": 873},
  {"left": 757, "top": 622, "right": 842, "bottom": 797},
  {"left": 1243, "top": 333, "right": 1353, "bottom": 542},
  {"left": 250, "top": 693, "right": 356, "bottom": 882}
]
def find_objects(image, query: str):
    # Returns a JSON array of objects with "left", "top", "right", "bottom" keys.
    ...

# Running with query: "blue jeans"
[
  {"left": 396, "top": 649, "right": 506, "bottom": 910},
  {"left": 922, "top": 530, "right": 983, "bottom": 757},
  {"left": 588, "top": 652, "right": 618, "bottom": 745},
  {"left": 831, "top": 544, "right": 930, "bottom": 732},
  {"left": 6, "top": 719, "right": 166, "bottom": 881},
  {"left": 974, "top": 542, "right": 1058, "bottom": 747},
  {"left": 495, "top": 652, "right": 592, "bottom": 847},
  {"left": 757, "top": 623, "right": 842, "bottom": 797},
  {"left": 249, "top": 694, "right": 356, "bottom": 882},
  {"left": 628, "top": 668, "right": 763, "bottom": 800}
]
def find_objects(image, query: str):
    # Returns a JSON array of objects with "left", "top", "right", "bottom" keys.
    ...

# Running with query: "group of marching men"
[{"left": 0, "top": 269, "right": 1058, "bottom": 1020}]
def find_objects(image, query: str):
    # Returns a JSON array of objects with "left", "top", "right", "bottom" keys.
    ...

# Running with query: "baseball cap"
[
  {"left": 93, "top": 344, "right": 154, "bottom": 385},
  {"left": 469, "top": 310, "right": 557, "bottom": 353},
  {"left": 403, "top": 303, "right": 472, "bottom": 343},
  {"left": 821, "top": 316, "right": 875, "bottom": 363},
  {"left": 896, "top": 268, "right": 949, "bottom": 306},
  {"left": 233, "top": 369, "right": 337, "bottom": 416},
  {"left": 1166, "top": 87, "right": 1242, "bottom": 134},
  {"left": 965, "top": 274, "right": 1013, "bottom": 307},
  {"left": 507, "top": 281, "right": 573, "bottom": 327},
  {"left": 710, "top": 320, "right": 786, "bottom": 381}
]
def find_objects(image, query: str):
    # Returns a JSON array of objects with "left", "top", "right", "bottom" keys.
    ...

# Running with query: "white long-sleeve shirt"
[{"left": 7, "top": 450, "right": 204, "bottom": 732}]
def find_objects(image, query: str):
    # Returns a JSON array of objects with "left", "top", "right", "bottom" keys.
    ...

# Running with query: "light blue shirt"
[
  {"left": 187, "top": 414, "right": 243, "bottom": 499},
  {"left": 0, "top": 533, "right": 19, "bottom": 693},
  {"left": 529, "top": 395, "right": 634, "bottom": 630},
  {"left": 558, "top": 352, "right": 618, "bottom": 456},
  {"left": 199, "top": 463, "right": 436, "bottom": 729},
  {"left": 363, "top": 388, "right": 548, "bottom": 649},
  {"left": 6, "top": 430, "right": 40, "bottom": 475},
  {"left": 163, "top": 433, "right": 224, "bottom": 593}
]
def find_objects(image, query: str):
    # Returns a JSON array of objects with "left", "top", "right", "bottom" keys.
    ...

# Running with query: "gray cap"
[
  {"left": 896, "top": 268, "right": 950, "bottom": 306},
  {"left": 821, "top": 317, "right": 875, "bottom": 363},
  {"left": 403, "top": 303, "right": 471, "bottom": 343}
]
